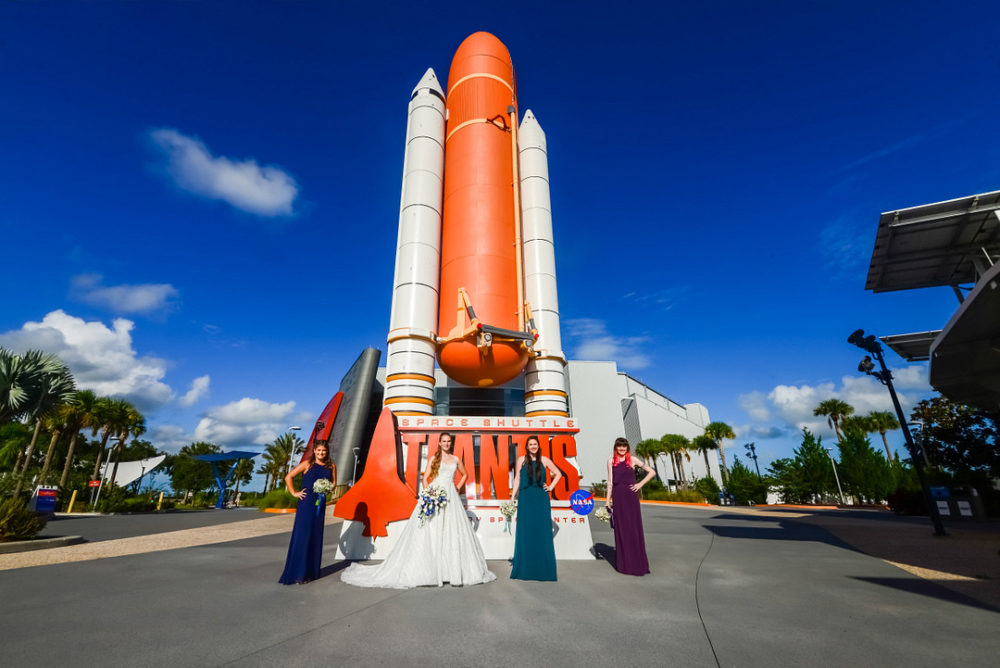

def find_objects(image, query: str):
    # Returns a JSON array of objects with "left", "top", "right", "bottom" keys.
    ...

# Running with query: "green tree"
[
  {"left": 910, "top": 395, "right": 999, "bottom": 478},
  {"left": 766, "top": 428, "right": 835, "bottom": 504},
  {"left": 704, "top": 421, "right": 735, "bottom": 481},
  {"left": 635, "top": 438, "right": 664, "bottom": 483},
  {"left": 13, "top": 351, "right": 75, "bottom": 496},
  {"left": 107, "top": 404, "right": 145, "bottom": 488},
  {"left": 865, "top": 410, "right": 900, "bottom": 459},
  {"left": 726, "top": 456, "right": 768, "bottom": 505},
  {"left": 837, "top": 422, "right": 894, "bottom": 503},
  {"left": 813, "top": 398, "right": 854, "bottom": 442},
  {"left": 57, "top": 390, "right": 100, "bottom": 488},
  {"left": 232, "top": 458, "right": 255, "bottom": 497},
  {"left": 692, "top": 434, "right": 718, "bottom": 477},
  {"left": 268, "top": 431, "right": 305, "bottom": 484},
  {"left": 661, "top": 434, "right": 690, "bottom": 488},
  {"left": 170, "top": 442, "right": 223, "bottom": 501}
]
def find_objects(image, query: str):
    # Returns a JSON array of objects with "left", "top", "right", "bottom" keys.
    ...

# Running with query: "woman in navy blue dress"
[{"left": 279, "top": 443, "right": 336, "bottom": 584}]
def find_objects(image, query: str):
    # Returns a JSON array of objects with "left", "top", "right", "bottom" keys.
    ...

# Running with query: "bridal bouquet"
[
  {"left": 499, "top": 500, "right": 517, "bottom": 533},
  {"left": 418, "top": 485, "right": 448, "bottom": 527},
  {"left": 594, "top": 506, "right": 612, "bottom": 523}
]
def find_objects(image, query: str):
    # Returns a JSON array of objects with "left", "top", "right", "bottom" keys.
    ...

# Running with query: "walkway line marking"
[{"left": 0, "top": 514, "right": 342, "bottom": 571}]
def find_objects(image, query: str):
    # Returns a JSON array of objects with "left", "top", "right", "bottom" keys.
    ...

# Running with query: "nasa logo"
[{"left": 569, "top": 489, "right": 594, "bottom": 516}]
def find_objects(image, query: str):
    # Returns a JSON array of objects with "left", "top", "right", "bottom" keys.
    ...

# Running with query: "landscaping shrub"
[
  {"left": 694, "top": 476, "right": 721, "bottom": 505},
  {"left": 257, "top": 489, "right": 297, "bottom": 510},
  {"left": 589, "top": 480, "right": 607, "bottom": 497},
  {"left": 644, "top": 489, "right": 708, "bottom": 503},
  {"left": 0, "top": 496, "right": 47, "bottom": 541}
]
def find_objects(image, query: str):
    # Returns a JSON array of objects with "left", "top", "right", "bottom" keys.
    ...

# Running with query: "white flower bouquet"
[
  {"left": 418, "top": 484, "right": 448, "bottom": 527},
  {"left": 499, "top": 500, "right": 517, "bottom": 533},
  {"left": 312, "top": 479, "right": 335, "bottom": 497},
  {"left": 594, "top": 506, "right": 612, "bottom": 523}
]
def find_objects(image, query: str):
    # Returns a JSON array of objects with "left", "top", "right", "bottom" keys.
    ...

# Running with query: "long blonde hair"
[{"left": 426, "top": 433, "right": 453, "bottom": 482}]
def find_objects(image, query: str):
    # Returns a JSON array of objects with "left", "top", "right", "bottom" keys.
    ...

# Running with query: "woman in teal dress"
[{"left": 510, "top": 435, "right": 562, "bottom": 581}]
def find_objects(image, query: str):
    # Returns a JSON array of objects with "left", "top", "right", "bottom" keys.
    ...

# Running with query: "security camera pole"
[{"left": 848, "top": 329, "right": 947, "bottom": 536}]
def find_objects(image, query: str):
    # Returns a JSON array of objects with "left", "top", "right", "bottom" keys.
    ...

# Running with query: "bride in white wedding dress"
[{"left": 340, "top": 433, "right": 496, "bottom": 589}]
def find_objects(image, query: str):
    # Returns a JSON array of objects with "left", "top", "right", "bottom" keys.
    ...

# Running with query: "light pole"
[
  {"left": 91, "top": 436, "right": 122, "bottom": 510},
  {"left": 825, "top": 447, "right": 846, "bottom": 505},
  {"left": 744, "top": 442, "right": 760, "bottom": 478},
  {"left": 284, "top": 426, "right": 302, "bottom": 483},
  {"left": 848, "top": 329, "right": 947, "bottom": 536}
]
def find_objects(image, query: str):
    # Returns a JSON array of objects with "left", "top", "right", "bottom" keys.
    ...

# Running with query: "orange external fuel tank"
[{"left": 437, "top": 32, "right": 530, "bottom": 387}]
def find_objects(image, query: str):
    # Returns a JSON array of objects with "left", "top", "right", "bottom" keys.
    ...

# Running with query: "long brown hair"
[
  {"left": 426, "top": 433, "right": 453, "bottom": 482},
  {"left": 524, "top": 435, "right": 544, "bottom": 485},
  {"left": 309, "top": 441, "right": 332, "bottom": 469}
]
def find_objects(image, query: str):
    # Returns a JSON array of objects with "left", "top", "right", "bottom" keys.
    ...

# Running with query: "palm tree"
[
  {"left": 865, "top": 410, "right": 900, "bottom": 459},
  {"left": 108, "top": 404, "right": 145, "bottom": 489},
  {"left": 89, "top": 396, "right": 118, "bottom": 481},
  {"left": 269, "top": 431, "right": 305, "bottom": 484},
  {"left": 813, "top": 399, "right": 854, "bottom": 442},
  {"left": 38, "top": 403, "right": 72, "bottom": 482},
  {"left": 13, "top": 351, "right": 75, "bottom": 496},
  {"left": 232, "top": 458, "right": 255, "bottom": 499},
  {"left": 704, "top": 421, "right": 735, "bottom": 482},
  {"left": 635, "top": 438, "right": 664, "bottom": 483},
  {"left": 58, "top": 390, "right": 100, "bottom": 488},
  {"left": 660, "top": 434, "right": 690, "bottom": 489},
  {"left": 692, "top": 434, "right": 718, "bottom": 476}
]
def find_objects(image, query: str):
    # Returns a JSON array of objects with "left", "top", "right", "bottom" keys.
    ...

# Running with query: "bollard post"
[
  {"left": 157, "top": 492, "right": 164, "bottom": 511},
  {"left": 67, "top": 489, "right": 78, "bottom": 514}
]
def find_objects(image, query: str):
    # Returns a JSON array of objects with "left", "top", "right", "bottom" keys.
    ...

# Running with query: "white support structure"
[
  {"left": 518, "top": 110, "right": 569, "bottom": 417},
  {"left": 385, "top": 69, "right": 445, "bottom": 415}
]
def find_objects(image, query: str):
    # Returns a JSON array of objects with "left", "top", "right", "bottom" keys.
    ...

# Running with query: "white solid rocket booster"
[
  {"left": 384, "top": 69, "right": 445, "bottom": 415},
  {"left": 519, "top": 110, "right": 569, "bottom": 417}
]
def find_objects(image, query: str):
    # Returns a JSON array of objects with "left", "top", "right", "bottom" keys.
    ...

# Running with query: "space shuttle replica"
[
  {"left": 333, "top": 33, "right": 591, "bottom": 559},
  {"left": 384, "top": 32, "right": 567, "bottom": 414}
]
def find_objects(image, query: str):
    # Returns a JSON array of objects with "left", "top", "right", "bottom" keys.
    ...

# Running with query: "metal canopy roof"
[
  {"left": 880, "top": 331, "right": 941, "bottom": 362},
  {"left": 929, "top": 259, "right": 1000, "bottom": 410},
  {"left": 865, "top": 190, "right": 1000, "bottom": 293}
]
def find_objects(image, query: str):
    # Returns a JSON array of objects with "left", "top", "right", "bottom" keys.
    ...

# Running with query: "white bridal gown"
[{"left": 340, "top": 460, "right": 496, "bottom": 588}]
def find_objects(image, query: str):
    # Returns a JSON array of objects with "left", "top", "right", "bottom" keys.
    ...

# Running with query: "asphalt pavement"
[{"left": 1, "top": 505, "right": 997, "bottom": 667}]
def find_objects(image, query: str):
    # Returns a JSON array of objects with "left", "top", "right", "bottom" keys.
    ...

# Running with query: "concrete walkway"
[{"left": 0, "top": 504, "right": 997, "bottom": 666}]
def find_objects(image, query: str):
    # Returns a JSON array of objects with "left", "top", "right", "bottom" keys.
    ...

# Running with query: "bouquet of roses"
[
  {"left": 594, "top": 506, "right": 612, "bottom": 523},
  {"left": 418, "top": 484, "right": 448, "bottom": 527},
  {"left": 499, "top": 500, "right": 517, "bottom": 533}
]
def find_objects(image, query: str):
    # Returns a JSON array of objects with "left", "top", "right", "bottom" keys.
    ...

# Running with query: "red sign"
[
  {"left": 397, "top": 419, "right": 581, "bottom": 501},
  {"left": 88, "top": 480, "right": 101, "bottom": 488},
  {"left": 38, "top": 489, "right": 58, "bottom": 497}
]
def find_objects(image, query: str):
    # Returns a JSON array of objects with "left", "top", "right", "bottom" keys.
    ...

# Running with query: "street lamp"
[
  {"left": 285, "top": 426, "right": 302, "bottom": 480},
  {"left": 825, "top": 447, "right": 846, "bottom": 505},
  {"left": 743, "top": 442, "right": 760, "bottom": 478},
  {"left": 848, "top": 329, "right": 947, "bottom": 536}
]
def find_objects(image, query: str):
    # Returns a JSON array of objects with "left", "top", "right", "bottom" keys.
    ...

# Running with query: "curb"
[{"left": 0, "top": 535, "right": 85, "bottom": 554}]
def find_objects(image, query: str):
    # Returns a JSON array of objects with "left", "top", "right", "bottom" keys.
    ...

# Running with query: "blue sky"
[{"left": 3, "top": 2, "right": 998, "bottom": 488}]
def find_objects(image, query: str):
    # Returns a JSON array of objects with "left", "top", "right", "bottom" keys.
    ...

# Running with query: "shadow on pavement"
[
  {"left": 591, "top": 542, "right": 617, "bottom": 569},
  {"left": 852, "top": 576, "right": 1000, "bottom": 613},
  {"left": 702, "top": 517, "right": 1000, "bottom": 613}
]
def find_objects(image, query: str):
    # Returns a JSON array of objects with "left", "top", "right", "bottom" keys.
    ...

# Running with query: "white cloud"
[
  {"left": 148, "top": 424, "right": 194, "bottom": 453},
  {"left": 565, "top": 318, "right": 651, "bottom": 370},
  {"left": 193, "top": 398, "right": 308, "bottom": 447},
  {"left": 179, "top": 375, "right": 210, "bottom": 407},
  {"left": 737, "top": 391, "right": 770, "bottom": 421},
  {"left": 741, "top": 364, "right": 933, "bottom": 440},
  {"left": 0, "top": 310, "right": 175, "bottom": 412},
  {"left": 149, "top": 128, "right": 299, "bottom": 216},
  {"left": 71, "top": 273, "right": 178, "bottom": 314}
]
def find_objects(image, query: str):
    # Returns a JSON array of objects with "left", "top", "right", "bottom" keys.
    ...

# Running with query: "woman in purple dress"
[
  {"left": 279, "top": 443, "right": 336, "bottom": 585},
  {"left": 605, "top": 437, "right": 654, "bottom": 575}
]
